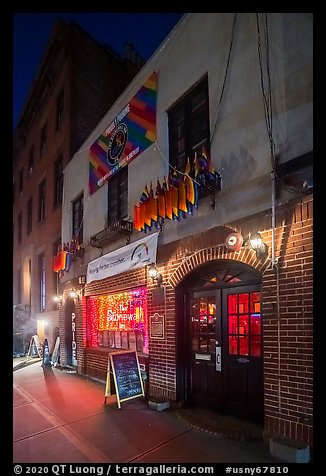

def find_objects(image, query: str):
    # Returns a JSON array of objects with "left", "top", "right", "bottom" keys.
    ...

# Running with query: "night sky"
[{"left": 13, "top": 12, "right": 184, "bottom": 128}]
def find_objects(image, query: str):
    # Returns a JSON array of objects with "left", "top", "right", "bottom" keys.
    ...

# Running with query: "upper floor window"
[
  {"left": 54, "top": 154, "right": 64, "bottom": 207},
  {"left": 28, "top": 145, "right": 34, "bottom": 176},
  {"left": 168, "top": 76, "right": 210, "bottom": 172},
  {"left": 27, "top": 197, "right": 33, "bottom": 235},
  {"left": 17, "top": 267, "right": 22, "bottom": 305},
  {"left": 55, "top": 89, "right": 64, "bottom": 131},
  {"left": 72, "top": 193, "right": 83, "bottom": 245},
  {"left": 39, "top": 253, "right": 46, "bottom": 312},
  {"left": 52, "top": 238, "right": 61, "bottom": 309},
  {"left": 17, "top": 212, "right": 22, "bottom": 245},
  {"left": 19, "top": 169, "right": 24, "bottom": 193},
  {"left": 38, "top": 179, "right": 46, "bottom": 222},
  {"left": 40, "top": 123, "right": 47, "bottom": 156},
  {"left": 108, "top": 167, "right": 128, "bottom": 226}
]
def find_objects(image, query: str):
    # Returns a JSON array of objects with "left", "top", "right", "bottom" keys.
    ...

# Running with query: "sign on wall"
[
  {"left": 149, "top": 313, "right": 165, "bottom": 339},
  {"left": 89, "top": 71, "right": 157, "bottom": 195},
  {"left": 86, "top": 232, "right": 158, "bottom": 283},
  {"left": 72, "top": 312, "right": 77, "bottom": 366}
]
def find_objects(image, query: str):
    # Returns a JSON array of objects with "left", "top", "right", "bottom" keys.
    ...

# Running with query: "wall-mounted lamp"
[
  {"left": 148, "top": 263, "right": 163, "bottom": 285},
  {"left": 53, "top": 295, "right": 62, "bottom": 304},
  {"left": 69, "top": 289, "right": 77, "bottom": 299},
  {"left": 248, "top": 232, "right": 269, "bottom": 260}
]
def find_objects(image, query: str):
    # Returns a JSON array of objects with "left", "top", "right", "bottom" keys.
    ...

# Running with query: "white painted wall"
[{"left": 61, "top": 12, "right": 312, "bottom": 265}]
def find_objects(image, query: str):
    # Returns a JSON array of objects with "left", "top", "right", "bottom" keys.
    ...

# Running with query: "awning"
[{"left": 86, "top": 232, "right": 159, "bottom": 284}]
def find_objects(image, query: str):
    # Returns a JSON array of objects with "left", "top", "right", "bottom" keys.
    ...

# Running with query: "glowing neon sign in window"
[{"left": 87, "top": 288, "right": 148, "bottom": 353}]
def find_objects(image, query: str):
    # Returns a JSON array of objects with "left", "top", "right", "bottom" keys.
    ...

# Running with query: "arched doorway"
[{"left": 176, "top": 259, "right": 263, "bottom": 424}]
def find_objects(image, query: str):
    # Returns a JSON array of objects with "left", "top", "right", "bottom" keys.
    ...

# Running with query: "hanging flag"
[
  {"left": 193, "top": 151, "right": 200, "bottom": 178},
  {"left": 192, "top": 152, "right": 200, "bottom": 209},
  {"left": 156, "top": 179, "right": 166, "bottom": 219},
  {"left": 139, "top": 184, "right": 151, "bottom": 232},
  {"left": 163, "top": 176, "right": 173, "bottom": 220},
  {"left": 156, "top": 178, "right": 165, "bottom": 231},
  {"left": 149, "top": 182, "right": 158, "bottom": 227},
  {"left": 65, "top": 252, "right": 73, "bottom": 272},
  {"left": 178, "top": 180, "right": 187, "bottom": 217},
  {"left": 52, "top": 251, "right": 67, "bottom": 273},
  {"left": 167, "top": 173, "right": 178, "bottom": 220},
  {"left": 134, "top": 205, "right": 141, "bottom": 231},
  {"left": 139, "top": 202, "right": 145, "bottom": 231},
  {"left": 89, "top": 72, "right": 157, "bottom": 195},
  {"left": 185, "top": 175, "right": 194, "bottom": 214}
]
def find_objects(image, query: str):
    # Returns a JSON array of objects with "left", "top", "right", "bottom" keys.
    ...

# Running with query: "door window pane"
[
  {"left": 251, "top": 336, "right": 261, "bottom": 356},
  {"left": 192, "top": 336, "right": 199, "bottom": 351},
  {"left": 228, "top": 315, "right": 237, "bottom": 334},
  {"left": 228, "top": 294, "right": 237, "bottom": 314},
  {"left": 250, "top": 292, "right": 261, "bottom": 313},
  {"left": 229, "top": 336, "right": 238, "bottom": 355},
  {"left": 239, "top": 315, "right": 249, "bottom": 335},
  {"left": 251, "top": 314, "right": 261, "bottom": 334},
  {"left": 238, "top": 293, "right": 249, "bottom": 313},
  {"left": 227, "top": 291, "right": 261, "bottom": 357},
  {"left": 239, "top": 336, "right": 249, "bottom": 356},
  {"left": 199, "top": 336, "right": 208, "bottom": 352}
]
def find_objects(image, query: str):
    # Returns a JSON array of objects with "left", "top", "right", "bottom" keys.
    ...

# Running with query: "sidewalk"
[{"left": 13, "top": 361, "right": 280, "bottom": 464}]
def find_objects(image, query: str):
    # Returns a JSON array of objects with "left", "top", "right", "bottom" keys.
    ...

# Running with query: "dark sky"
[{"left": 13, "top": 12, "right": 184, "bottom": 128}]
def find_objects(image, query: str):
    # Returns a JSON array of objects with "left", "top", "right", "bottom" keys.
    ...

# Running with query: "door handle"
[{"left": 216, "top": 346, "right": 221, "bottom": 372}]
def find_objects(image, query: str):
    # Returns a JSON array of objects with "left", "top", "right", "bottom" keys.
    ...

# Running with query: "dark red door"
[
  {"left": 189, "top": 290, "right": 222, "bottom": 410},
  {"left": 188, "top": 285, "right": 263, "bottom": 423},
  {"left": 222, "top": 286, "right": 263, "bottom": 424}
]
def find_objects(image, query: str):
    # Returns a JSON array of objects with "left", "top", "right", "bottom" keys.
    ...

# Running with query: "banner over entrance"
[
  {"left": 89, "top": 72, "right": 157, "bottom": 194},
  {"left": 87, "top": 232, "right": 159, "bottom": 283}
]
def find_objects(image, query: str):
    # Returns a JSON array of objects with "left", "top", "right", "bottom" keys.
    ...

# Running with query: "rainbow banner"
[{"left": 89, "top": 72, "right": 157, "bottom": 195}]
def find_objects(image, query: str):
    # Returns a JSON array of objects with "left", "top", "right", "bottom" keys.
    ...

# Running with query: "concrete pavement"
[{"left": 13, "top": 360, "right": 280, "bottom": 464}]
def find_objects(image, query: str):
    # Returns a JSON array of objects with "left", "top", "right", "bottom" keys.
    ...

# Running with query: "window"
[
  {"left": 168, "top": 76, "right": 210, "bottom": 171},
  {"left": 86, "top": 288, "right": 148, "bottom": 354},
  {"left": 17, "top": 268, "right": 22, "bottom": 305},
  {"left": 40, "top": 123, "right": 47, "bottom": 156},
  {"left": 28, "top": 259, "right": 32, "bottom": 308},
  {"left": 17, "top": 212, "right": 22, "bottom": 244},
  {"left": 27, "top": 197, "right": 33, "bottom": 234},
  {"left": 55, "top": 89, "right": 64, "bottom": 131},
  {"left": 38, "top": 179, "right": 46, "bottom": 222},
  {"left": 108, "top": 167, "right": 128, "bottom": 226},
  {"left": 227, "top": 292, "right": 261, "bottom": 357},
  {"left": 53, "top": 238, "right": 61, "bottom": 309},
  {"left": 19, "top": 169, "right": 23, "bottom": 193},
  {"left": 72, "top": 193, "right": 83, "bottom": 245},
  {"left": 54, "top": 154, "right": 64, "bottom": 207},
  {"left": 28, "top": 145, "right": 34, "bottom": 176},
  {"left": 39, "top": 253, "right": 46, "bottom": 312}
]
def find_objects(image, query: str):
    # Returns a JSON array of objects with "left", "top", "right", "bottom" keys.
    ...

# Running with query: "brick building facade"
[
  {"left": 13, "top": 18, "right": 141, "bottom": 353},
  {"left": 59, "top": 13, "right": 312, "bottom": 453}
]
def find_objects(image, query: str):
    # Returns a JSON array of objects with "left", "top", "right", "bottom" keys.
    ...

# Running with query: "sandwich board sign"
[
  {"left": 104, "top": 350, "right": 144, "bottom": 409},
  {"left": 27, "top": 335, "right": 43, "bottom": 359}
]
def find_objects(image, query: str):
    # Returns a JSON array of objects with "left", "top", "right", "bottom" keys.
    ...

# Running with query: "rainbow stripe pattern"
[{"left": 89, "top": 72, "right": 157, "bottom": 195}]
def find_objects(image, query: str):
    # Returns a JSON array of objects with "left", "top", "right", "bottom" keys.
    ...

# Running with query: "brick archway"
[{"left": 168, "top": 246, "right": 270, "bottom": 288}]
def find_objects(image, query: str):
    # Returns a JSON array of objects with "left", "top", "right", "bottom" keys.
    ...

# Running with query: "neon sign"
[{"left": 87, "top": 288, "right": 147, "bottom": 350}]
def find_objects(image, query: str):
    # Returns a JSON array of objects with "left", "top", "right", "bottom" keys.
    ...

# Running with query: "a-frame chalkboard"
[{"left": 107, "top": 350, "right": 145, "bottom": 409}]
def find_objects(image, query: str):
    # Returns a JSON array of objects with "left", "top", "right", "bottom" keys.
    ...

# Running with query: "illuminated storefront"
[{"left": 86, "top": 288, "right": 148, "bottom": 354}]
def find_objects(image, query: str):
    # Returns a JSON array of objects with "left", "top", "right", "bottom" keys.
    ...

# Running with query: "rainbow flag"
[{"left": 89, "top": 72, "right": 157, "bottom": 195}]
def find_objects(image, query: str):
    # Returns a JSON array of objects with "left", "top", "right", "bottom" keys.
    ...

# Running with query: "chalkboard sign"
[{"left": 109, "top": 350, "right": 145, "bottom": 409}]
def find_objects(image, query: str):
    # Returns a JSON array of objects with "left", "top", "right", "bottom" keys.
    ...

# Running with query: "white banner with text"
[{"left": 87, "top": 232, "right": 159, "bottom": 283}]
